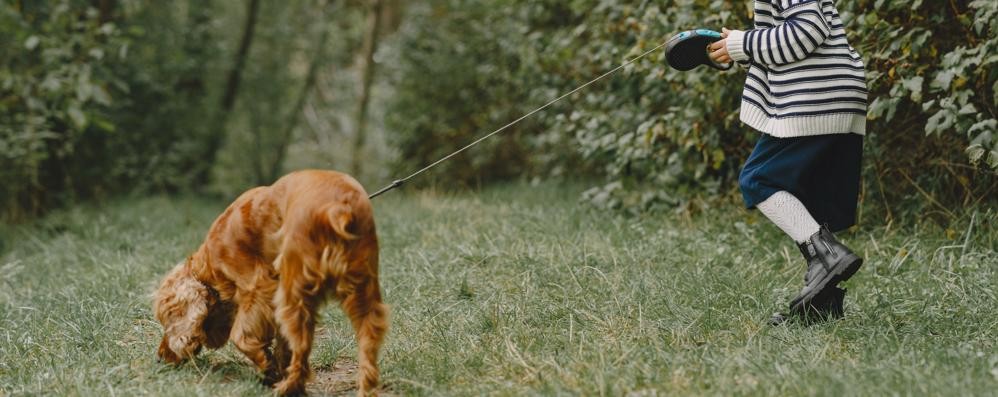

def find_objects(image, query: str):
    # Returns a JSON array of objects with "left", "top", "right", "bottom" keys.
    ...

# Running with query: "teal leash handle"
[
  {"left": 693, "top": 29, "right": 733, "bottom": 71},
  {"left": 666, "top": 29, "right": 734, "bottom": 72}
]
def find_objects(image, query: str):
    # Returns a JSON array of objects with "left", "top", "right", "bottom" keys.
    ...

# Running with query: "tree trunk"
[
  {"left": 251, "top": 111, "right": 267, "bottom": 185},
  {"left": 350, "top": 0, "right": 384, "bottom": 177},
  {"left": 380, "top": 0, "right": 404, "bottom": 34},
  {"left": 96, "top": 0, "right": 115, "bottom": 24},
  {"left": 267, "top": 1, "right": 336, "bottom": 182},
  {"left": 221, "top": 0, "right": 260, "bottom": 114},
  {"left": 201, "top": 0, "right": 261, "bottom": 184},
  {"left": 176, "top": 3, "right": 212, "bottom": 97}
]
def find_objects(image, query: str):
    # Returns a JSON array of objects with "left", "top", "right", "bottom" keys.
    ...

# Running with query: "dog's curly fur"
[{"left": 153, "top": 170, "right": 388, "bottom": 396}]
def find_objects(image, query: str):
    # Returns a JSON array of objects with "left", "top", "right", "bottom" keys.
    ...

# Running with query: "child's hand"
[{"left": 709, "top": 28, "right": 732, "bottom": 64}]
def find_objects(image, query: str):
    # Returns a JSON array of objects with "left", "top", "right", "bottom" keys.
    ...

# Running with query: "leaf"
[
  {"left": 958, "top": 103, "right": 978, "bottom": 116},
  {"left": 93, "top": 117, "right": 116, "bottom": 133},
  {"left": 67, "top": 105, "right": 87, "bottom": 130},
  {"left": 91, "top": 85, "right": 112, "bottom": 106},
  {"left": 966, "top": 144, "right": 986, "bottom": 165},
  {"left": 869, "top": 97, "right": 900, "bottom": 121},
  {"left": 25, "top": 36, "right": 40, "bottom": 50},
  {"left": 932, "top": 69, "right": 956, "bottom": 92},
  {"left": 968, "top": 120, "right": 996, "bottom": 141},
  {"left": 711, "top": 148, "right": 725, "bottom": 170},
  {"left": 901, "top": 76, "right": 924, "bottom": 102},
  {"left": 926, "top": 109, "right": 955, "bottom": 136},
  {"left": 868, "top": 97, "right": 889, "bottom": 119}
]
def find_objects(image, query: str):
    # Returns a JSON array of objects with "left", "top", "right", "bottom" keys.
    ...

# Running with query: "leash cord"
[{"left": 369, "top": 40, "right": 669, "bottom": 199}]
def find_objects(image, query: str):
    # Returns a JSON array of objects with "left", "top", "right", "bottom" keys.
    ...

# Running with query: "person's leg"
[
  {"left": 756, "top": 190, "right": 851, "bottom": 324},
  {"left": 738, "top": 134, "right": 859, "bottom": 324},
  {"left": 755, "top": 190, "right": 820, "bottom": 243},
  {"left": 797, "top": 134, "right": 864, "bottom": 232},
  {"left": 787, "top": 225, "right": 863, "bottom": 313}
]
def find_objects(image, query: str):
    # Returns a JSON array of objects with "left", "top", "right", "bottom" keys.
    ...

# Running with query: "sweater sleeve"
[{"left": 725, "top": 0, "right": 831, "bottom": 66}]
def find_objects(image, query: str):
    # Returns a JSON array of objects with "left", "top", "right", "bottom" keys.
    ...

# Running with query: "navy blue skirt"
[{"left": 739, "top": 133, "right": 864, "bottom": 232}]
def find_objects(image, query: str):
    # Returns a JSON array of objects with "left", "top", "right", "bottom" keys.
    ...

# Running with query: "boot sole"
[
  {"left": 769, "top": 308, "right": 845, "bottom": 326},
  {"left": 789, "top": 255, "right": 863, "bottom": 312}
]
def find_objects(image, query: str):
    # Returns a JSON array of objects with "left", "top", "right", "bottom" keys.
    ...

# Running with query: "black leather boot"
[
  {"left": 788, "top": 226, "right": 863, "bottom": 314},
  {"left": 770, "top": 287, "right": 846, "bottom": 325}
]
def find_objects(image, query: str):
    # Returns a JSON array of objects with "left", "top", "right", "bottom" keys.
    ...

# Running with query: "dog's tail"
[
  {"left": 298, "top": 202, "right": 362, "bottom": 290},
  {"left": 322, "top": 202, "right": 359, "bottom": 241}
]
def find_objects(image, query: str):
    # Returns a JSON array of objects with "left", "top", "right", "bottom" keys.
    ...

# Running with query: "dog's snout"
[{"left": 157, "top": 336, "right": 181, "bottom": 364}]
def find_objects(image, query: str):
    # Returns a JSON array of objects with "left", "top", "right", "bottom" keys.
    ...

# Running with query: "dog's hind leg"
[
  {"left": 341, "top": 278, "right": 388, "bottom": 396},
  {"left": 272, "top": 332, "right": 291, "bottom": 380}
]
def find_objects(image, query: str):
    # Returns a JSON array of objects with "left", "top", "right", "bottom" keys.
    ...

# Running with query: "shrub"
[
  {"left": 386, "top": 0, "right": 996, "bottom": 219},
  {"left": 0, "top": 2, "right": 126, "bottom": 218}
]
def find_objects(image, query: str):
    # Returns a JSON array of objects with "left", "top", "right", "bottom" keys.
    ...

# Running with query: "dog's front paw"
[
  {"left": 261, "top": 373, "right": 278, "bottom": 388},
  {"left": 261, "top": 364, "right": 284, "bottom": 387},
  {"left": 274, "top": 377, "right": 306, "bottom": 397}
]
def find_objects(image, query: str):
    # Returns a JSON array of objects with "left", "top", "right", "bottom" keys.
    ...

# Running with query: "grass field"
[{"left": 1, "top": 184, "right": 996, "bottom": 396}]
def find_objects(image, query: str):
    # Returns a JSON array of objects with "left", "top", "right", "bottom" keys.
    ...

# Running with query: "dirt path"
[{"left": 307, "top": 358, "right": 395, "bottom": 396}]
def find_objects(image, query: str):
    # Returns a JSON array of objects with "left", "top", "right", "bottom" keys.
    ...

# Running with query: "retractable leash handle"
[{"left": 665, "top": 29, "right": 733, "bottom": 71}]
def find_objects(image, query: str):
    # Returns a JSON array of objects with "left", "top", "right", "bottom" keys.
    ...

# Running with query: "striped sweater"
[{"left": 726, "top": 0, "right": 868, "bottom": 137}]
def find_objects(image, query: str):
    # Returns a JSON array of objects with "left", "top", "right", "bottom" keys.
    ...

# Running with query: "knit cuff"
[{"left": 726, "top": 30, "right": 749, "bottom": 63}]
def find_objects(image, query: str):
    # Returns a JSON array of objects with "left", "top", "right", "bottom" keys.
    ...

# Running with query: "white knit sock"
[{"left": 756, "top": 191, "right": 821, "bottom": 244}]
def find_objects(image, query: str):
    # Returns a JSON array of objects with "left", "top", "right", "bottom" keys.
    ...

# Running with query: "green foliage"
[
  {"left": 387, "top": 0, "right": 997, "bottom": 217},
  {"left": 3, "top": 0, "right": 995, "bottom": 220},
  {"left": 385, "top": 1, "right": 542, "bottom": 184},
  {"left": 0, "top": 1, "right": 126, "bottom": 218},
  {"left": 213, "top": 0, "right": 326, "bottom": 194},
  {"left": 849, "top": 0, "right": 998, "bottom": 219},
  {"left": 518, "top": 0, "right": 754, "bottom": 212},
  {"left": 0, "top": 0, "right": 365, "bottom": 219},
  {"left": 0, "top": 1, "right": 225, "bottom": 219}
]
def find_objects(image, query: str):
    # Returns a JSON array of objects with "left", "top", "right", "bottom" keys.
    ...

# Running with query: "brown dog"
[{"left": 153, "top": 170, "right": 388, "bottom": 396}]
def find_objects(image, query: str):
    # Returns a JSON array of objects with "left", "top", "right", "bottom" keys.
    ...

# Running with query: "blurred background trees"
[{"left": 1, "top": 0, "right": 994, "bottom": 223}]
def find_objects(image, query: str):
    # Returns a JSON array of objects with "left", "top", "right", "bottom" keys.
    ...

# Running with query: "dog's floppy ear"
[
  {"left": 202, "top": 302, "right": 234, "bottom": 349},
  {"left": 174, "top": 274, "right": 212, "bottom": 329},
  {"left": 154, "top": 262, "right": 214, "bottom": 359}
]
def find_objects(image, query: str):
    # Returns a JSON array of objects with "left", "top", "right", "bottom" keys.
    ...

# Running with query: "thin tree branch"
[
  {"left": 268, "top": 0, "right": 337, "bottom": 182},
  {"left": 350, "top": 0, "right": 384, "bottom": 176},
  {"left": 200, "top": 0, "right": 261, "bottom": 184},
  {"left": 899, "top": 169, "right": 957, "bottom": 220}
]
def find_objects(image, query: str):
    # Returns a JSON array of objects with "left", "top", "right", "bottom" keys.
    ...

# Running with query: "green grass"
[{"left": 1, "top": 185, "right": 996, "bottom": 396}]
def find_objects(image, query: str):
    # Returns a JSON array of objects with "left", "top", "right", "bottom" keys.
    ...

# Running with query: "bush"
[
  {"left": 387, "top": 0, "right": 997, "bottom": 219},
  {"left": 0, "top": 1, "right": 219, "bottom": 220},
  {"left": 0, "top": 2, "right": 126, "bottom": 218},
  {"left": 0, "top": 0, "right": 392, "bottom": 220},
  {"left": 384, "top": 1, "right": 541, "bottom": 185}
]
